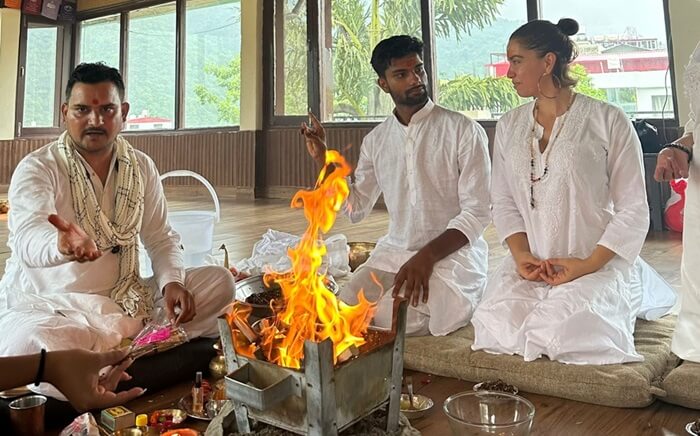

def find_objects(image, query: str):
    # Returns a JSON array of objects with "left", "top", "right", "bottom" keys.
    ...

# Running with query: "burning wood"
[
  {"left": 232, "top": 315, "right": 259, "bottom": 343},
  {"left": 337, "top": 344, "right": 360, "bottom": 363},
  {"left": 226, "top": 150, "right": 377, "bottom": 369}
]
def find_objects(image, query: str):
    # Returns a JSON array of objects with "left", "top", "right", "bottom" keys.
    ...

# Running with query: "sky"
[
  {"left": 498, "top": 0, "right": 668, "bottom": 43},
  {"left": 539, "top": 0, "right": 669, "bottom": 43}
]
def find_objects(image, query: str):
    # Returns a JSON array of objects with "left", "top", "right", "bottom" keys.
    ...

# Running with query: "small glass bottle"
[
  {"left": 135, "top": 414, "right": 149, "bottom": 434},
  {"left": 192, "top": 371, "right": 204, "bottom": 415}
]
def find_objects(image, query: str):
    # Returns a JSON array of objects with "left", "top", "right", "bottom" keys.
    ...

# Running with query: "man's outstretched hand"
[{"left": 48, "top": 214, "right": 101, "bottom": 262}]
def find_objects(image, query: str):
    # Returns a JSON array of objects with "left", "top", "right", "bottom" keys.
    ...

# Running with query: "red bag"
[
  {"left": 664, "top": 179, "right": 687, "bottom": 233},
  {"left": 1, "top": 0, "right": 22, "bottom": 8},
  {"left": 21, "top": 0, "right": 41, "bottom": 14}
]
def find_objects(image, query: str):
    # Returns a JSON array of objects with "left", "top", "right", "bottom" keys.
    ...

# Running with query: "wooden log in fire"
[
  {"left": 233, "top": 317, "right": 259, "bottom": 344},
  {"left": 337, "top": 344, "right": 360, "bottom": 364}
]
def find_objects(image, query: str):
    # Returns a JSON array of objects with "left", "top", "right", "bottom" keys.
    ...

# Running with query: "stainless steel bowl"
[
  {"left": 113, "top": 429, "right": 144, "bottom": 436},
  {"left": 400, "top": 393, "right": 434, "bottom": 420},
  {"left": 236, "top": 275, "right": 338, "bottom": 301},
  {"left": 235, "top": 275, "right": 281, "bottom": 301}
]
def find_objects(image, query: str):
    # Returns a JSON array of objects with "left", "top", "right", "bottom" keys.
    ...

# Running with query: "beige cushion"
[
  {"left": 404, "top": 316, "right": 678, "bottom": 408},
  {"left": 661, "top": 361, "right": 700, "bottom": 409}
]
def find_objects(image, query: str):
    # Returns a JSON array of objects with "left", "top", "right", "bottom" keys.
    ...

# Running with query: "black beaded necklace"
[{"left": 529, "top": 92, "right": 576, "bottom": 208}]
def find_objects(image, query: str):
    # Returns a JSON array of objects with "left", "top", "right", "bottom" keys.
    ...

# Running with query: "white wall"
[
  {"left": 0, "top": 9, "right": 20, "bottom": 140},
  {"left": 239, "top": 0, "right": 262, "bottom": 131}
]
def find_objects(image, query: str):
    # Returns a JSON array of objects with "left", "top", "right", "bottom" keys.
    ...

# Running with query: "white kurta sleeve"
[
  {"left": 7, "top": 156, "right": 70, "bottom": 268},
  {"left": 343, "top": 139, "right": 381, "bottom": 223},
  {"left": 684, "top": 42, "right": 700, "bottom": 135},
  {"left": 491, "top": 118, "right": 527, "bottom": 244},
  {"left": 597, "top": 108, "right": 649, "bottom": 264},
  {"left": 445, "top": 121, "right": 492, "bottom": 244},
  {"left": 686, "top": 112, "right": 696, "bottom": 137},
  {"left": 138, "top": 156, "right": 186, "bottom": 292}
]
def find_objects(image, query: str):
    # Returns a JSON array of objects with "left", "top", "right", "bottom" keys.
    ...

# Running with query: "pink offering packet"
[{"left": 129, "top": 309, "right": 189, "bottom": 359}]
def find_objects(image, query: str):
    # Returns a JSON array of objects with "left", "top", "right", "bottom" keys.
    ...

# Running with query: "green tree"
[
  {"left": 439, "top": 75, "right": 521, "bottom": 115},
  {"left": 279, "top": 0, "right": 308, "bottom": 115},
  {"left": 571, "top": 63, "right": 606, "bottom": 101},
  {"left": 330, "top": 0, "right": 506, "bottom": 118},
  {"left": 193, "top": 57, "right": 242, "bottom": 125},
  {"left": 197, "top": 0, "right": 515, "bottom": 122}
]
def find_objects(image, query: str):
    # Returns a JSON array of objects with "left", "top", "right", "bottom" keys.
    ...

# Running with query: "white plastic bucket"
[{"left": 140, "top": 170, "right": 220, "bottom": 276}]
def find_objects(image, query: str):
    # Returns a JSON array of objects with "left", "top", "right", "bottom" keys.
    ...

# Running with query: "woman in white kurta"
[
  {"left": 471, "top": 18, "right": 675, "bottom": 365},
  {"left": 655, "top": 41, "right": 700, "bottom": 362}
]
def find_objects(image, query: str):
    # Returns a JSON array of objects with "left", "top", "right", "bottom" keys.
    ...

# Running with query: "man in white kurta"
[
  {"left": 0, "top": 65, "right": 234, "bottom": 398},
  {"left": 303, "top": 36, "right": 490, "bottom": 337},
  {"left": 338, "top": 98, "right": 491, "bottom": 336},
  {"left": 472, "top": 94, "right": 676, "bottom": 364},
  {"left": 656, "top": 41, "right": 700, "bottom": 363}
]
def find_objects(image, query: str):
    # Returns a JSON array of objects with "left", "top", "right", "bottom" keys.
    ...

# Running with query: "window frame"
[
  {"left": 78, "top": 0, "right": 242, "bottom": 133},
  {"left": 264, "top": 0, "right": 679, "bottom": 130},
  {"left": 15, "top": 0, "right": 242, "bottom": 138},
  {"left": 15, "top": 15, "right": 73, "bottom": 137}
]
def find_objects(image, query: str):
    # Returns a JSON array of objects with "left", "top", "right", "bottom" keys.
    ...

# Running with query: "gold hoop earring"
[
  {"left": 552, "top": 74, "right": 562, "bottom": 89},
  {"left": 537, "top": 73, "right": 558, "bottom": 99}
]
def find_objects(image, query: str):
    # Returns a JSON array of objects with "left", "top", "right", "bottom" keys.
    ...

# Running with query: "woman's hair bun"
[{"left": 557, "top": 18, "right": 579, "bottom": 36}]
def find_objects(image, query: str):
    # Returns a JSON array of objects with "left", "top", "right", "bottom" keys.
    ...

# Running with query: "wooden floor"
[{"left": 0, "top": 195, "right": 696, "bottom": 435}]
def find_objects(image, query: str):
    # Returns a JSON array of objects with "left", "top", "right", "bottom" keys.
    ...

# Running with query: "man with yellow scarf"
[{"left": 0, "top": 63, "right": 234, "bottom": 399}]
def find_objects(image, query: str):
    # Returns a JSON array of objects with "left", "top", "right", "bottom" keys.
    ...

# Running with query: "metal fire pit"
[{"left": 217, "top": 298, "right": 408, "bottom": 436}]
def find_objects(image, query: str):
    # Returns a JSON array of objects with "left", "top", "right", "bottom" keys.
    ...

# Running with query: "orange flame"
[{"left": 247, "top": 150, "right": 376, "bottom": 369}]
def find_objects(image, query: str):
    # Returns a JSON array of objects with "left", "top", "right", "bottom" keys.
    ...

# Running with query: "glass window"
[
  {"left": 23, "top": 24, "right": 58, "bottom": 128},
  {"left": 126, "top": 2, "right": 176, "bottom": 131},
  {"left": 540, "top": 0, "right": 675, "bottom": 118},
  {"left": 184, "top": 0, "right": 241, "bottom": 128},
  {"left": 78, "top": 14, "right": 120, "bottom": 68},
  {"left": 435, "top": 0, "right": 527, "bottom": 119},
  {"left": 323, "top": 0, "right": 421, "bottom": 121},
  {"left": 274, "top": 0, "right": 308, "bottom": 116}
]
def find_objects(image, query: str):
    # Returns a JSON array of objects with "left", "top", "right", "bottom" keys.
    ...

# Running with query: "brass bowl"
[
  {"left": 400, "top": 393, "right": 434, "bottom": 420},
  {"left": 348, "top": 242, "right": 376, "bottom": 272},
  {"left": 209, "top": 340, "right": 227, "bottom": 380},
  {"left": 209, "top": 353, "right": 227, "bottom": 380}
]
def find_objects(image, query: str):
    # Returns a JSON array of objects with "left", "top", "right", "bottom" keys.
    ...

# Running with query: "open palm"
[{"left": 48, "top": 214, "right": 102, "bottom": 262}]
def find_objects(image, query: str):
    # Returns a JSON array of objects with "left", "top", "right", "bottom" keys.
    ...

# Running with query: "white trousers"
[
  {"left": 0, "top": 265, "right": 234, "bottom": 357},
  {"left": 340, "top": 266, "right": 431, "bottom": 337},
  {"left": 472, "top": 256, "right": 643, "bottom": 365},
  {"left": 0, "top": 265, "right": 234, "bottom": 399}
]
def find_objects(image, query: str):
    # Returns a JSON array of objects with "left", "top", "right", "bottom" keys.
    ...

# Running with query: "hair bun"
[{"left": 556, "top": 18, "right": 579, "bottom": 36}]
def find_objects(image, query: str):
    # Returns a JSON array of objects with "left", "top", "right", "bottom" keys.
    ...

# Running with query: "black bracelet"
[
  {"left": 34, "top": 349, "right": 46, "bottom": 386},
  {"left": 663, "top": 142, "right": 693, "bottom": 163}
]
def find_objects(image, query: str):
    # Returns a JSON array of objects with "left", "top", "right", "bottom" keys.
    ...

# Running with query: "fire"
[{"left": 227, "top": 150, "right": 376, "bottom": 369}]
